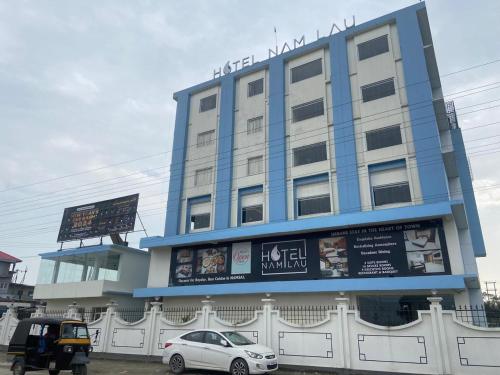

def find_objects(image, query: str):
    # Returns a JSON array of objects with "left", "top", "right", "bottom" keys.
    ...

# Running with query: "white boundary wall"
[{"left": 1, "top": 297, "right": 500, "bottom": 374}]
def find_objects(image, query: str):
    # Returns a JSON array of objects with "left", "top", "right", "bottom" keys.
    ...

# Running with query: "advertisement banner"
[{"left": 168, "top": 220, "right": 450, "bottom": 286}]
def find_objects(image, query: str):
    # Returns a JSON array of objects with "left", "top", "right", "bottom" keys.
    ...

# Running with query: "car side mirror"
[{"left": 220, "top": 339, "right": 228, "bottom": 347}]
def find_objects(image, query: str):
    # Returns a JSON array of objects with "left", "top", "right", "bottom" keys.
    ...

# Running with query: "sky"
[{"left": 0, "top": 0, "right": 499, "bottom": 287}]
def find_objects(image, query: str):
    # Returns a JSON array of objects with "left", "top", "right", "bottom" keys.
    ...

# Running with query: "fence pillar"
[
  {"left": 65, "top": 302, "right": 82, "bottom": 321},
  {"left": 33, "top": 305, "right": 47, "bottom": 318},
  {"left": 201, "top": 297, "right": 214, "bottom": 328},
  {"left": 146, "top": 301, "right": 162, "bottom": 356},
  {"left": 335, "top": 297, "right": 351, "bottom": 369},
  {"left": 428, "top": 296, "right": 451, "bottom": 375},
  {"left": 101, "top": 301, "right": 118, "bottom": 353},
  {"left": 1, "top": 304, "right": 18, "bottom": 345},
  {"left": 261, "top": 297, "right": 275, "bottom": 348}
]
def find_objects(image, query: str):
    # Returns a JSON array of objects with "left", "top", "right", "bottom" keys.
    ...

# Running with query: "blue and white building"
[{"left": 136, "top": 2, "right": 485, "bottom": 320}]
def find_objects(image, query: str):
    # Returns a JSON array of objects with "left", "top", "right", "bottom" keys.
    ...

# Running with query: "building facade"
[{"left": 135, "top": 3, "right": 485, "bottom": 321}]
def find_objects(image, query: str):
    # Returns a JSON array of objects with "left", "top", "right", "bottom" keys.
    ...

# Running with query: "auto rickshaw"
[{"left": 7, "top": 317, "right": 91, "bottom": 375}]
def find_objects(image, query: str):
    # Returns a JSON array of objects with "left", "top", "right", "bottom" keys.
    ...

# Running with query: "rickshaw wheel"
[
  {"left": 12, "top": 360, "right": 25, "bottom": 375},
  {"left": 71, "top": 364, "right": 87, "bottom": 375}
]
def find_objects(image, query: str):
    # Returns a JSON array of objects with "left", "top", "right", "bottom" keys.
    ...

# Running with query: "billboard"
[
  {"left": 57, "top": 194, "right": 139, "bottom": 242},
  {"left": 169, "top": 220, "right": 450, "bottom": 286}
]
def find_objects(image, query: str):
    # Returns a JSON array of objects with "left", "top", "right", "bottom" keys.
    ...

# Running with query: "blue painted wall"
[
  {"left": 164, "top": 92, "right": 190, "bottom": 236},
  {"left": 267, "top": 57, "right": 288, "bottom": 222},
  {"left": 330, "top": 35, "right": 361, "bottom": 214},
  {"left": 451, "top": 128, "right": 486, "bottom": 257},
  {"left": 214, "top": 76, "right": 235, "bottom": 230},
  {"left": 396, "top": 10, "right": 449, "bottom": 204}
]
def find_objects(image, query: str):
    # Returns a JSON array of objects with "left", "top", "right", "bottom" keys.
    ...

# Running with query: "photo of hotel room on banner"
[{"left": 169, "top": 220, "right": 451, "bottom": 286}]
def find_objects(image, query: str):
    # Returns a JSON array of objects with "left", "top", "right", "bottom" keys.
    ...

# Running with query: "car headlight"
[
  {"left": 245, "top": 350, "right": 263, "bottom": 359},
  {"left": 63, "top": 345, "right": 73, "bottom": 353}
]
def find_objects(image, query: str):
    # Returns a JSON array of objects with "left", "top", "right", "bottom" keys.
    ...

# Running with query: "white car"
[{"left": 162, "top": 329, "right": 278, "bottom": 375}]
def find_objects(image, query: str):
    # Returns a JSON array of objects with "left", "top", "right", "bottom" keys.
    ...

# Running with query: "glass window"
[
  {"left": 298, "top": 195, "right": 331, "bottom": 216},
  {"left": 248, "top": 78, "right": 264, "bottom": 97},
  {"left": 293, "top": 142, "right": 327, "bottom": 167},
  {"left": 182, "top": 331, "right": 205, "bottom": 343},
  {"left": 61, "top": 324, "right": 89, "bottom": 339},
  {"left": 291, "top": 58, "right": 323, "bottom": 83},
  {"left": 247, "top": 116, "right": 263, "bottom": 134},
  {"left": 83, "top": 252, "right": 120, "bottom": 282},
  {"left": 205, "top": 331, "right": 226, "bottom": 346},
  {"left": 56, "top": 255, "right": 86, "bottom": 283},
  {"left": 361, "top": 78, "right": 395, "bottom": 102},
  {"left": 373, "top": 183, "right": 411, "bottom": 206},
  {"left": 190, "top": 213, "right": 210, "bottom": 230},
  {"left": 247, "top": 156, "right": 263, "bottom": 176},
  {"left": 366, "top": 125, "right": 402, "bottom": 151},
  {"left": 292, "top": 98, "right": 324, "bottom": 122},
  {"left": 358, "top": 35, "right": 389, "bottom": 61},
  {"left": 242, "top": 205, "right": 263, "bottom": 223},
  {"left": 37, "top": 259, "right": 56, "bottom": 284},
  {"left": 195, "top": 168, "right": 212, "bottom": 186},
  {"left": 222, "top": 331, "right": 254, "bottom": 346},
  {"left": 197, "top": 130, "right": 215, "bottom": 147},
  {"left": 199, "top": 94, "right": 217, "bottom": 112}
]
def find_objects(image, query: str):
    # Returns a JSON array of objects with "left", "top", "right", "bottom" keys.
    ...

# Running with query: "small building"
[{"left": 33, "top": 244, "right": 149, "bottom": 313}]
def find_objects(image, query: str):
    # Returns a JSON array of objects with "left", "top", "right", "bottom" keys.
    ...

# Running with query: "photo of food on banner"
[
  {"left": 319, "top": 236, "right": 349, "bottom": 278},
  {"left": 196, "top": 247, "right": 228, "bottom": 274},
  {"left": 175, "top": 249, "right": 193, "bottom": 278}
]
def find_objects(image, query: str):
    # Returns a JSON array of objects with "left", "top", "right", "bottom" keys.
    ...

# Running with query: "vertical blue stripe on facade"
[
  {"left": 330, "top": 35, "right": 361, "bottom": 213},
  {"left": 451, "top": 128, "right": 486, "bottom": 257},
  {"left": 165, "top": 92, "right": 190, "bottom": 236},
  {"left": 268, "top": 57, "right": 288, "bottom": 222},
  {"left": 396, "top": 10, "right": 449, "bottom": 204},
  {"left": 214, "top": 76, "right": 235, "bottom": 230}
]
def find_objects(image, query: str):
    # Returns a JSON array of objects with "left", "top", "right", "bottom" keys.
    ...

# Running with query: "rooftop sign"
[{"left": 213, "top": 17, "right": 356, "bottom": 79}]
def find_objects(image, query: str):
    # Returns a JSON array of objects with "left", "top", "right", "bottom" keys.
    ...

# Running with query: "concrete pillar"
[
  {"left": 427, "top": 296, "right": 451, "bottom": 375},
  {"left": 336, "top": 297, "right": 351, "bottom": 369},
  {"left": 201, "top": 297, "right": 214, "bottom": 329}
]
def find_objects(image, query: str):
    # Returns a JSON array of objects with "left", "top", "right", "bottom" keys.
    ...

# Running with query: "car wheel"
[
  {"left": 12, "top": 360, "right": 25, "bottom": 375},
  {"left": 230, "top": 358, "right": 249, "bottom": 375},
  {"left": 169, "top": 354, "right": 185, "bottom": 374}
]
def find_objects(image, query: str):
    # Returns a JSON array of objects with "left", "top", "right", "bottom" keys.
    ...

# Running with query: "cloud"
[{"left": 54, "top": 71, "right": 100, "bottom": 103}]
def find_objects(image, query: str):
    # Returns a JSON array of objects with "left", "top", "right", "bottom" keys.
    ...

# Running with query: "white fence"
[{"left": 2, "top": 297, "right": 500, "bottom": 374}]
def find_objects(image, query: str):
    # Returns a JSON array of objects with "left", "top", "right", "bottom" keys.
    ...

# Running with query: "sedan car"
[{"left": 162, "top": 329, "right": 278, "bottom": 375}]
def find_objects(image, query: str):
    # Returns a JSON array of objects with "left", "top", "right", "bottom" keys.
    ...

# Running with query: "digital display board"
[
  {"left": 169, "top": 219, "right": 451, "bottom": 286},
  {"left": 57, "top": 194, "right": 139, "bottom": 242}
]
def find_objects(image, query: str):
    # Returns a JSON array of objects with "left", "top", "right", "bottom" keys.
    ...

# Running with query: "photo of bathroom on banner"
[
  {"left": 196, "top": 247, "right": 228, "bottom": 275},
  {"left": 404, "top": 227, "right": 445, "bottom": 274},
  {"left": 319, "top": 236, "right": 349, "bottom": 278},
  {"left": 231, "top": 242, "right": 251, "bottom": 274}
]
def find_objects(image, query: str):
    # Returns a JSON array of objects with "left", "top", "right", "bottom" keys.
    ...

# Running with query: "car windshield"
[
  {"left": 61, "top": 324, "right": 89, "bottom": 339},
  {"left": 221, "top": 331, "right": 254, "bottom": 346}
]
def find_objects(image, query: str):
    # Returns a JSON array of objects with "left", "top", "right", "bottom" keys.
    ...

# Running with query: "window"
[
  {"left": 370, "top": 161, "right": 411, "bottom": 207},
  {"left": 361, "top": 78, "right": 395, "bottom": 102},
  {"left": 182, "top": 331, "right": 205, "bottom": 343},
  {"left": 292, "top": 98, "right": 324, "bottom": 122},
  {"left": 247, "top": 116, "right": 263, "bottom": 134},
  {"left": 366, "top": 125, "right": 402, "bottom": 151},
  {"left": 195, "top": 167, "right": 212, "bottom": 186},
  {"left": 242, "top": 205, "right": 263, "bottom": 223},
  {"left": 291, "top": 58, "right": 323, "bottom": 83},
  {"left": 205, "top": 331, "right": 226, "bottom": 346},
  {"left": 358, "top": 35, "right": 389, "bottom": 61},
  {"left": 197, "top": 130, "right": 215, "bottom": 147},
  {"left": 248, "top": 78, "right": 264, "bottom": 97},
  {"left": 199, "top": 94, "right": 217, "bottom": 112},
  {"left": 247, "top": 156, "right": 263, "bottom": 176},
  {"left": 298, "top": 195, "right": 331, "bottom": 216},
  {"left": 293, "top": 142, "right": 327, "bottom": 167},
  {"left": 190, "top": 213, "right": 210, "bottom": 230},
  {"left": 295, "top": 178, "right": 331, "bottom": 217}
]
